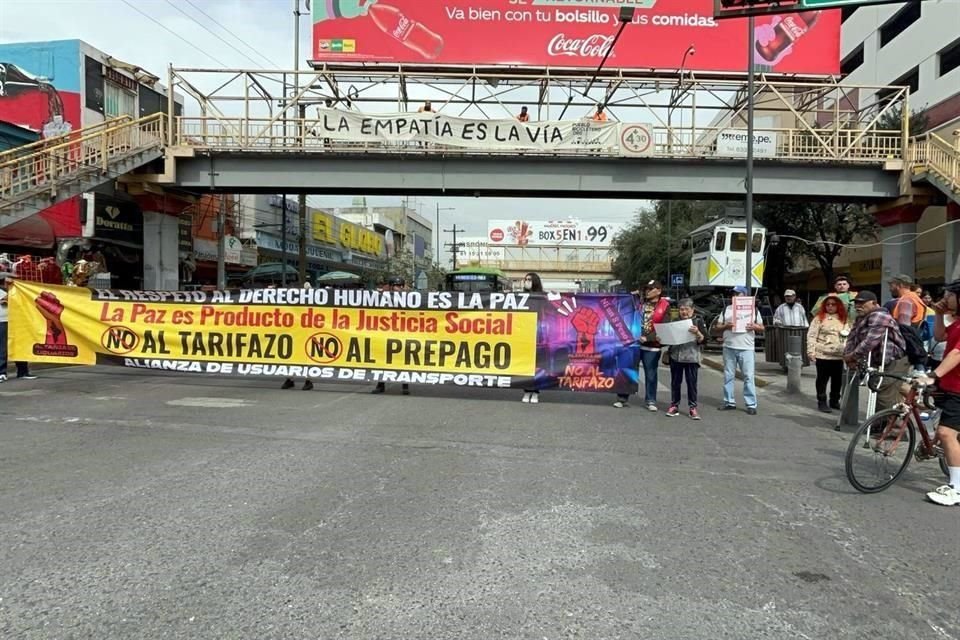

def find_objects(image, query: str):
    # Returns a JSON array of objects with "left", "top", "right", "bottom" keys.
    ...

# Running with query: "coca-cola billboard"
[{"left": 312, "top": 0, "right": 840, "bottom": 75}]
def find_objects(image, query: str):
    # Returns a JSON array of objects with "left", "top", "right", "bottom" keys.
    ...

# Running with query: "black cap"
[
  {"left": 388, "top": 276, "right": 405, "bottom": 286},
  {"left": 644, "top": 279, "right": 663, "bottom": 290},
  {"left": 853, "top": 291, "right": 877, "bottom": 303},
  {"left": 834, "top": 274, "right": 850, "bottom": 284}
]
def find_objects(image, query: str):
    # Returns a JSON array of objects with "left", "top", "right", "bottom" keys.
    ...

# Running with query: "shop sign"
[
  {"left": 193, "top": 237, "right": 245, "bottom": 265},
  {"left": 312, "top": 211, "right": 385, "bottom": 257},
  {"left": 94, "top": 196, "right": 143, "bottom": 245},
  {"left": 255, "top": 232, "right": 342, "bottom": 262},
  {"left": 178, "top": 213, "right": 193, "bottom": 253}
]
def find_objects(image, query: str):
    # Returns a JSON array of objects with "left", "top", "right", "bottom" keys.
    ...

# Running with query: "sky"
[{"left": 0, "top": 0, "right": 656, "bottom": 241}]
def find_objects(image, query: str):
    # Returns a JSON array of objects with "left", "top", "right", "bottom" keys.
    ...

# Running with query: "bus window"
[
  {"left": 752, "top": 233, "right": 763, "bottom": 252},
  {"left": 731, "top": 232, "right": 749, "bottom": 252},
  {"left": 714, "top": 231, "right": 726, "bottom": 251}
]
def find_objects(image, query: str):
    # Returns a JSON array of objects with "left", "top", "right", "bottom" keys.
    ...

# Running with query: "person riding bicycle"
[{"left": 921, "top": 281, "right": 960, "bottom": 506}]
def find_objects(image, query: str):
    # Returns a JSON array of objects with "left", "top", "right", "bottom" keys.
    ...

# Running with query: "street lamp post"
[{"left": 666, "top": 45, "right": 695, "bottom": 292}]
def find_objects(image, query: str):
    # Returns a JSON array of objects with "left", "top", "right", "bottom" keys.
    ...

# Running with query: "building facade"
[
  {"left": 236, "top": 195, "right": 388, "bottom": 284},
  {"left": 840, "top": 1, "right": 960, "bottom": 134},
  {"left": 0, "top": 39, "right": 186, "bottom": 290}
]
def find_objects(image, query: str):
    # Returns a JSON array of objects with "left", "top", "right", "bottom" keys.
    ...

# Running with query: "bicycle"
[{"left": 844, "top": 366, "right": 949, "bottom": 493}]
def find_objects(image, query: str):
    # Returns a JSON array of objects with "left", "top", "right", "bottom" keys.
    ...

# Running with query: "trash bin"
[{"left": 765, "top": 326, "right": 810, "bottom": 370}]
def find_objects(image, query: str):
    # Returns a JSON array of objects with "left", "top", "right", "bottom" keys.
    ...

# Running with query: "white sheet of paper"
[
  {"left": 733, "top": 296, "right": 756, "bottom": 333},
  {"left": 654, "top": 319, "right": 695, "bottom": 345}
]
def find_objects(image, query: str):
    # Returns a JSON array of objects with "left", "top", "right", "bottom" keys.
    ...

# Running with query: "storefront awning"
[{"left": 0, "top": 197, "right": 81, "bottom": 248}]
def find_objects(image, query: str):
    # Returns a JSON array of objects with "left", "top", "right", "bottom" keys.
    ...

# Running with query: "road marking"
[{"left": 166, "top": 397, "right": 257, "bottom": 408}]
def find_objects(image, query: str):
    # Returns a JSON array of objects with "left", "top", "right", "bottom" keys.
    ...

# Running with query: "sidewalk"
[{"left": 702, "top": 352, "right": 872, "bottom": 427}]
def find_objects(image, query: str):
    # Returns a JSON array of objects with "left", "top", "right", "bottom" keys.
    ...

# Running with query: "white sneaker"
[
  {"left": 529, "top": 393, "right": 539, "bottom": 404},
  {"left": 647, "top": 403, "right": 658, "bottom": 412},
  {"left": 926, "top": 484, "right": 960, "bottom": 506},
  {"left": 18, "top": 375, "right": 37, "bottom": 380},
  {"left": 522, "top": 392, "right": 531, "bottom": 403},
  {"left": 0, "top": 374, "right": 6, "bottom": 383}
]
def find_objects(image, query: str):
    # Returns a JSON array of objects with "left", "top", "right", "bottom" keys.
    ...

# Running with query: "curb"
[{"left": 701, "top": 356, "right": 771, "bottom": 388}]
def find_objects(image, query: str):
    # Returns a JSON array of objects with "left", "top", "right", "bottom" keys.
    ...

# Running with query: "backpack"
[
  {"left": 918, "top": 316, "right": 933, "bottom": 343},
  {"left": 898, "top": 323, "right": 928, "bottom": 366}
]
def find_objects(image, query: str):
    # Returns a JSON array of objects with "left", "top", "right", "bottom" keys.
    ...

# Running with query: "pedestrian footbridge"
[{"left": 1, "top": 68, "right": 957, "bottom": 229}]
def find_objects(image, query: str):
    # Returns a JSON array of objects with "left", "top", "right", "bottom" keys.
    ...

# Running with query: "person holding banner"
[
  {"left": 521, "top": 272, "right": 544, "bottom": 404},
  {"left": 615, "top": 280, "right": 670, "bottom": 411},
  {"left": 0, "top": 273, "right": 35, "bottom": 382},
  {"left": 372, "top": 275, "right": 411, "bottom": 396}
]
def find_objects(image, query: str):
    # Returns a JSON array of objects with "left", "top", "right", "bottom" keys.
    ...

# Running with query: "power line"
[
  {"left": 119, "top": 0, "right": 229, "bottom": 67},
  {"left": 182, "top": 0, "right": 282, "bottom": 68},
  {"left": 165, "top": 0, "right": 278, "bottom": 69}
]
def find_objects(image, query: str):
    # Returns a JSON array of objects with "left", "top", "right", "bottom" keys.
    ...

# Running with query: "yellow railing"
[
  {"left": 911, "top": 132, "right": 960, "bottom": 194},
  {"left": 0, "top": 113, "right": 165, "bottom": 206},
  {"left": 173, "top": 116, "right": 905, "bottom": 165}
]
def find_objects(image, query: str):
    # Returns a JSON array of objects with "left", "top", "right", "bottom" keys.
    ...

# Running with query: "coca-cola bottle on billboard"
[
  {"left": 755, "top": 11, "right": 820, "bottom": 63},
  {"left": 368, "top": 4, "right": 444, "bottom": 60}
]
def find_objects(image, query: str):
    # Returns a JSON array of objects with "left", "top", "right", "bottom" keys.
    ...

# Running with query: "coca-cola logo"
[
  {"left": 489, "top": 228, "right": 504, "bottom": 242},
  {"left": 547, "top": 34, "right": 616, "bottom": 58}
]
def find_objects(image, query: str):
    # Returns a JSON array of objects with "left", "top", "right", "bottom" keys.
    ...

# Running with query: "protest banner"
[
  {"left": 8, "top": 282, "right": 642, "bottom": 394},
  {"left": 311, "top": 108, "right": 622, "bottom": 152}
]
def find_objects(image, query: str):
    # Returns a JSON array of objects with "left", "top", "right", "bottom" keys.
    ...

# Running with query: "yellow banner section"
[{"left": 8, "top": 282, "right": 537, "bottom": 375}]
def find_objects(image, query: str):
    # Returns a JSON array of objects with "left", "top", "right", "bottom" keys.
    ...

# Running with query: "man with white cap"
[{"left": 773, "top": 289, "right": 808, "bottom": 328}]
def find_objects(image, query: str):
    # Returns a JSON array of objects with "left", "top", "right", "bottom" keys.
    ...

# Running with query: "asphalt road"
[{"left": 1, "top": 365, "right": 957, "bottom": 640}]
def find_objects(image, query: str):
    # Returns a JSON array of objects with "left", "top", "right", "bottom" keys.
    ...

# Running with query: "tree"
[
  {"left": 754, "top": 202, "right": 878, "bottom": 291},
  {"left": 611, "top": 200, "right": 732, "bottom": 291},
  {"left": 366, "top": 248, "right": 446, "bottom": 289},
  {"left": 876, "top": 102, "right": 928, "bottom": 135}
]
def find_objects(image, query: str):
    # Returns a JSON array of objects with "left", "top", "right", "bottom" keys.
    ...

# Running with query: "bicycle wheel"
[{"left": 845, "top": 409, "right": 916, "bottom": 493}]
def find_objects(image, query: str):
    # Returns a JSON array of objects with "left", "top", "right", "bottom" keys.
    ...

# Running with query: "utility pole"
[
  {"left": 280, "top": 194, "right": 288, "bottom": 286},
  {"left": 209, "top": 157, "right": 227, "bottom": 289},
  {"left": 444, "top": 225, "right": 465, "bottom": 271},
  {"left": 436, "top": 203, "right": 454, "bottom": 265},
  {"left": 217, "top": 195, "right": 226, "bottom": 289},
  {"left": 745, "top": 16, "right": 755, "bottom": 294},
  {"left": 295, "top": 0, "right": 308, "bottom": 286}
]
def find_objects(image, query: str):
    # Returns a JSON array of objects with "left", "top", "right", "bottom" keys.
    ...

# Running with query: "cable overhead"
[
  {"left": 119, "top": 0, "right": 229, "bottom": 67},
  {"left": 165, "top": 0, "right": 277, "bottom": 69},
  {"left": 183, "top": 0, "right": 282, "bottom": 68}
]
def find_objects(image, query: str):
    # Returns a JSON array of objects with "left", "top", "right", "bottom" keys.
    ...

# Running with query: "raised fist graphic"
[
  {"left": 548, "top": 292, "right": 600, "bottom": 355},
  {"left": 570, "top": 306, "right": 600, "bottom": 355},
  {"left": 35, "top": 291, "right": 67, "bottom": 346}
]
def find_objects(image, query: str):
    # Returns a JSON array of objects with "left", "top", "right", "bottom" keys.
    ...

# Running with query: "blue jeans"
[
  {"left": 640, "top": 349, "right": 660, "bottom": 405},
  {"left": 723, "top": 347, "right": 757, "bottom": 409}
]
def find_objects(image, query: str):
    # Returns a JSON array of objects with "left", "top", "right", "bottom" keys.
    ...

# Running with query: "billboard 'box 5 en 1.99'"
[{"left": 312, "top": 0, "right": 840, "bottom": 75}]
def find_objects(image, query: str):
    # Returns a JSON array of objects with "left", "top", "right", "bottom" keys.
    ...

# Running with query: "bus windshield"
[{"left": 444, "top": 269, "right": 510, "bottom": 293}]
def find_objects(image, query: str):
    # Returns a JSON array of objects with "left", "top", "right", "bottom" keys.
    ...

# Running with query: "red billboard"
[{"left": 311, "top": 0, "right": 840, "bottom": 75}]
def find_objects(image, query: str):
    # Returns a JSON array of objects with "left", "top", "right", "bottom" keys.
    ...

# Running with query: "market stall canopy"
[{"left": 317, "top": 270, "right": 360, "bottom": 283}]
